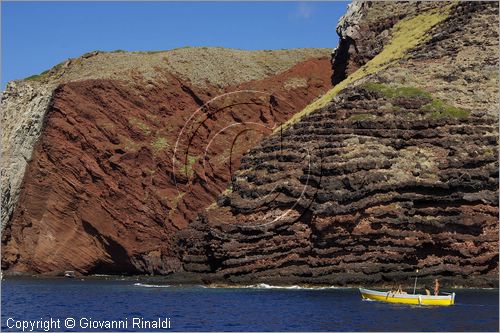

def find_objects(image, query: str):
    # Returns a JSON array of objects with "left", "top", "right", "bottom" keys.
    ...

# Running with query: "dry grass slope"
[
  {"left": 20, "top": 47, "right": 332, "bottom": 89},
  {"left": 276, "top": 5, "right": 452, "bottom": 132}
]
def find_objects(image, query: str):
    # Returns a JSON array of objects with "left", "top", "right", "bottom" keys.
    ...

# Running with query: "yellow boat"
[{"left": 359, "top": 288, "right": 455, "bottom": 306}]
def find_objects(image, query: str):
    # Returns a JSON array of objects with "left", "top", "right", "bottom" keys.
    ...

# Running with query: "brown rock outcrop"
[
  {"left": 180, "top": 2, "right": 499, "bottom": 287},
  {"left": 1, "top": 48, "right": 333, "bottom": 274}
]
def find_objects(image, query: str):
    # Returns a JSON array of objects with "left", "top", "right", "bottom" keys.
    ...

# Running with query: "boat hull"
[{"left": 359, "top": 288, "right": 455, "bottom": 306}]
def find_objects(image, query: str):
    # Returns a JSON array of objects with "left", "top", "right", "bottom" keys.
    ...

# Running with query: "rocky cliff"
[
  {"left": 180, "top": 2, "right": 499, "bottom": 287},
  {"left": 1, "top": 47, "right": 333, "bottom": 274}
]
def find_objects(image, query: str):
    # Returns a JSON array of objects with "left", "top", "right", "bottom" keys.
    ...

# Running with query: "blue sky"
[{"left": 1, "top": 1, "right": 348, "bottom": 89}]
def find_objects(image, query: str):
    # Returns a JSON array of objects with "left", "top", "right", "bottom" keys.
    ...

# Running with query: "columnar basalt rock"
[{"left": 180, "top": 1, "right": 499, "bottom": 287}]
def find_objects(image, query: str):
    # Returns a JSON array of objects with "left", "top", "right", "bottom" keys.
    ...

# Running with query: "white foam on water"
[
  {"left": 133, "top": 283, "right": 170, "bottom": 288},
  {"left": 234, "top": 283, "right": 340, "bottom": 290}
]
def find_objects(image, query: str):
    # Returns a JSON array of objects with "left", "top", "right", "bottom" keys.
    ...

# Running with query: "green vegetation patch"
[
  {"left": 151, "top": 136, "right": 169, "bottom": 154},
  {"left": 361, "top": 82, "right": 469, "bottom": 119},
  {"left": 361, "top": 82, "right": 431, "bottom": 99},
  {"left": 483, "top": 148, "right": 495, "bottom": 157},
  {"left": 183, "top": 155, "right": 198, "bottom": 178},
  {"left": 25, "top": 69, "right": 51, "bottom": 81},
  {"left": 424, "top": 99, "right": 470, "bottom": 119},
  {"left": 25, "top": 61, "right": 66, "bottom": 81},
  {"left": 222, "top": 185, "right": 233, "bottom": 196}
]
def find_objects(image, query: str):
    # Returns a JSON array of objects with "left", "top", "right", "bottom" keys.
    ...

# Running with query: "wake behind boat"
[{"left": 359, "top": 288, "right": 455, "bottom": 306}]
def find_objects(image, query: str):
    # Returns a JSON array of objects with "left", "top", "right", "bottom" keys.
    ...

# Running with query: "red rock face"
[{"left": 1, "top": 57, "right": 333, "bottom": 275}]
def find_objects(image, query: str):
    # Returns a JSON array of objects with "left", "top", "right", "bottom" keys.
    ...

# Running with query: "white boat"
[{"left": 359, "top": 288, "right": 455, "bottom": 306}]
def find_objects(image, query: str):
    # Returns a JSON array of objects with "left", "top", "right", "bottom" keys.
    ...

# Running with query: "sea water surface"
[{"left": 1, "top": 277, "right": 498, "bottom": 332}]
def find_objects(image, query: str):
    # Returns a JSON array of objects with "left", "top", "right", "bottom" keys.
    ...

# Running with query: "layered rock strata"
[{"left": 180, "top": 1, "right": 499, "bottom": 287}]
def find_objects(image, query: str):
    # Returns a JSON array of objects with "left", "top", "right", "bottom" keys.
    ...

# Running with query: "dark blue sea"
[{"left": 1, "top": 278, "right": 498, "bottom": 332}]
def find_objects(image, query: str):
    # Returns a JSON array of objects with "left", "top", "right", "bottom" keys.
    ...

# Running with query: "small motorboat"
[{"left": 359, "top": 288, "right": 455, "bottom": 306}]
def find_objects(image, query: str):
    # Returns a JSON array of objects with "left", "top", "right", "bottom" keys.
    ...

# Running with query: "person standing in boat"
[
  {"left": 434, "top": 279, "right": 440, "bottom": 296},
  {"left": 396, "top": 285, "right": 407, "bottom": 294}
]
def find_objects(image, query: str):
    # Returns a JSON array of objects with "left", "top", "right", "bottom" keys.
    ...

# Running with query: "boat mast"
[{"left": 413, "top": 269, "right": 419, "bottom": 294}]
